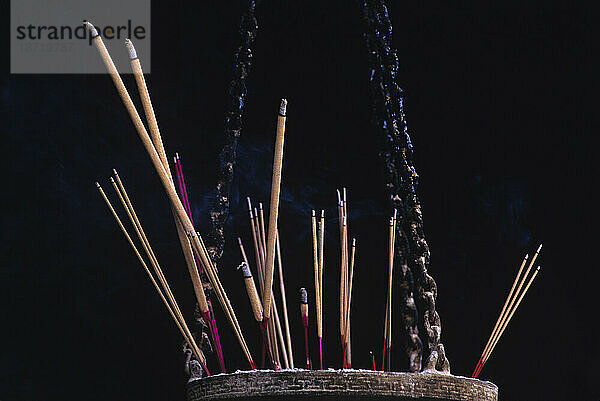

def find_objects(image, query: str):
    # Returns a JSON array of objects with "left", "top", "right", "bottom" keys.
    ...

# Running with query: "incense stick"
[
  {"left": 475, "top": 266, "right": 542, "bottom": 377},
  {"left": 474, "top": 245, "right": 543, "bottom": 377},
  {"left": 311, "top": 210, "right": 321, "bottom": 368},
  {"left": 96, "top": 182, "right": 209, "bottom": 375},
  {"left": 300, "top": 287, "right": 311, "bottom": 369},
  {"left": 276, "top": 230, "right": 294, "bottom": 368},
  {"left": 262, "top": 99, "right": 288, "bottom": 321},
  {"left": 86, "top": 23, "right": 254, "bottom": 368},
  {"left": 126, "top": 38, "right": 227, "bottom": 373},
  {"left": 471, "top": 252, "right": 529, "bottom": 377}
]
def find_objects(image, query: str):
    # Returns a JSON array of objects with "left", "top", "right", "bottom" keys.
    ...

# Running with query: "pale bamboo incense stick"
[
  {"left": 256, "top": 207, "right": 266, "bottom": 271},
  {"left": 272, "top": 294, "right": 289, "bottom": 368},
  {"left": 247, "top": 198, "right": 263, "bottom": 281},
  {"left": 262, "top": 99, "right": 288, "bottom": 321},
  {"left": 300, "top": 287, "right": 311, "bottom": 369},
  {"left": 258, "top": 205, "right": 281, "bottom": 367},
  {"left": 86, "top": 22, "right": 254, "bottom": 367},
  {"left": 127, "top": 38, "right": 226, "bottom": 371},
  {"left": 110, "top": 175, "right": 222, "bottom": 372},
  {"left": 383, "top": 216, "right": 394, "bottom": 371},
  {"left": 111, "top": 174, "right": 206, "bottom": 337},
  {"left": 342, "top": 216, "right": 350, "bottom": 368},
  {"left": 238, "top": 238, "right": 276, "bottom": 370},
  {"left": 311, "top": 210, "right": 320, "bottom": 340},
  {"left": 472, "top": 252, "right": 529, "bottom": 377},
  {"left": 238, "top": 243, "right": 263, "bottom": 322},
  {"left": 483, "top": 245, "right": 542, "bottom": 360},
  {"left": 475, "top": 245, "right": 543, "bottom": 377},
  {"left": 475, "top": 266, "right": 542, "bottom": 378},
  {"left": 96, "top": 182, "right": 209, "bottom": 375},
  {"left": 276, "top": 230, "right": 294, "bottom": 368}
]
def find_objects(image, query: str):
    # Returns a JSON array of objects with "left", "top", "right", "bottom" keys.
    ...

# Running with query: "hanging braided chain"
[
  {"left": 187, "top": 1, "right": 258, "bottom": 371},
  {"left": 208, "top": 0, "right": 258, "bottom": 262},
  {"left": 360, "top": 0, "right": 450, "bottom": 373}
]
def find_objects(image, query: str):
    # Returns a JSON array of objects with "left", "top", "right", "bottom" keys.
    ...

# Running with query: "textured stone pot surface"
[{"left": 187, "top": 369, "right": 498, "bottom": 401}]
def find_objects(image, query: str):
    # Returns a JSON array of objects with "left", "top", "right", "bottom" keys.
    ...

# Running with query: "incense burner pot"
[{"left": 187, "top": 370, "right": 497, "bottom": 401}]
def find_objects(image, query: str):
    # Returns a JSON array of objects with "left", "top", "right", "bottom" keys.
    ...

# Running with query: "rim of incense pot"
[{"left": 187, "top": 369, "right": 498, "bottom": 401}]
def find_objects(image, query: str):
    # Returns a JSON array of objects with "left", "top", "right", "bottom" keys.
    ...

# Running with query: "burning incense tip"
[
  {"left": 279, "top": 99, "right": 287, "bottom": 116},
  {"left": 95, "top": 182, "right": 100, "bottom": 188},
  {"left": 321, "top": 210, "right": 325, "bottom": 218},
  {"left": 109, "top": 177, "right": 115, "bottom": 184},
  {"left": 246, "top": 197, "right": 252, "bottom": 211},
  {"left": 337, "top": 189, "right": 341, "bottom": 204},
  {"left": 299, "top": 287, "right": 308, "bottom": 304},
  {"left": 536, "top": 244, "right": 543, "bottom": 253},
  {"left": 125, "top": 39, "right": 137, "bottom": 60},
  {"left": 312, "top": 209, "right": 316, "bottom": 217},
  {"left": 239, "top": 262, "right": 252, "bottom": 278},
  {"left": 83, "top": 21, "right": 98, "bottom": 37},
  {"left": 259, "top": 202, "right": 263, "bottom": 210},
  {"left": 393, "top": 209, "right": 397, "bottom": 220},
  {"left": 343, "top": 187, "right": 347, "bottom": 202},
  {"left": 112, "top": 168, "right": 119, "bottom": 176},
  {"left": 352, "top": 238, "right": 356, "bottom": 246}
]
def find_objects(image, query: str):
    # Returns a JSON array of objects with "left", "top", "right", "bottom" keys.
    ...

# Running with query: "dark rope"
[
  {"left": 187, "top": 1, "right": 258, "bottom": 374},
  {"left": 360, "top": 0, "right": 450, "bottom": 373},
  {"left": 208, "top": 0, "right": 258, "bottom": 262}
]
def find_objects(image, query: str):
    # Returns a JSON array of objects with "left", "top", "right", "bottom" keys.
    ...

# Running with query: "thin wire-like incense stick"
[
  {"left": 472, "top": 252, "right": 529, "bottom": 377},
  {"left": 474, "top": 245, "right": 543, "bottom": 377},
  {"left": 86, "top": 23, "right": 253, "bottom": 368},
  {"left": 475, "top": 266, "right": 542, "bottom": 377},
  {"left": 276, "top": 230, "right": 294, "bottom": 368},
  {"left": 262, "top": 99, "right": 288, "bottom": 320},
  {"left": 95, "top": 182, "right": 209, "bottom": 375}
]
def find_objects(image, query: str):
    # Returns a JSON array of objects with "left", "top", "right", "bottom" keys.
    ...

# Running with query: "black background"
[{"left": 2, "top": 1, "right": 596, "bottom": 400}]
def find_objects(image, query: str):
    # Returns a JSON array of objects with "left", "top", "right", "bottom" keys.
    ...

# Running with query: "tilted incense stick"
[
  {"left": 276, "top": 230, "right": 294, "bottom": 368},
  {"left": 96, "top": 182, "right": 209, "bottom": 375},
  {"left": 475, "top": 266, "right": 542, "bottom": 377},
  {"left": 472, "top": 252, "right": 529, "bottom": 377},
  {"left": 262, "top": 99, "right": 288, "bottom": 321},
  {"left": 474, "top": 244, "right": 543, "bottom": 377},
  {"left": 345, "top": 237, "right": 356, "bottom": 368},
  {"left": 85, "top": 23, "right": 253, "bottom": 368}
]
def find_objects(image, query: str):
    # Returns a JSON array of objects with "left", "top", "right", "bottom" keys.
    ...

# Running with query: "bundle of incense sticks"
[
  {"left": 472, "top": 244, "right": 543, "bottom": 378},
  {"left": 336, "top": 188, "right": 356, "bottom": 368},
  {"left": 96, "top": 175, "right": 210, "bottom": 376},
  {"left": 382, "top": 210, "right": 397, "bottom": 371},
  {"left": 239, "top": 197, "right": 292, "bottom": 369},
  {"left": 173, "top": 153, "right": 226, "bottom": 372},
  {"left": 86, "top": 23, "right": 255, "bottom": 370}
]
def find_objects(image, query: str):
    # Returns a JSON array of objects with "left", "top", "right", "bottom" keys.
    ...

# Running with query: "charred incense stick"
[
  {"left": 475, "top": 266, "right": 542, "bottom": 377},
  {"left": 238, "top": 242, "right": 263, "bottom": 322},
  {"left": 300, "top": 287, "right": 311, "bottom": 369},
  {"left": 96, "top": 182, "right": 209, "bottom": 375},
  {"left": 262, "top": 99, "right": 288, "bottom": 321},
  {"left": 276, "top": 231, "right": 294, "bottom": 368},
  {"left": 86, "top": 23, "right": 254, "bottom": 368},
  {"left": 472, "top": 252, "right": 530, "bottom": 377}
]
